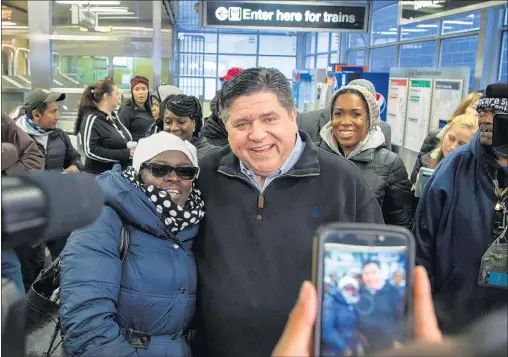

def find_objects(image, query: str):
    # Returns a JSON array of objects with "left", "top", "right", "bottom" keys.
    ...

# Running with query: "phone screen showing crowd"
[{"left": 320, "top": 243, "right": 407, "bottom": 357}]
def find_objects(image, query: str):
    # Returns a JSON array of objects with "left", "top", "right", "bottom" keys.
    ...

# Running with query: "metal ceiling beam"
[{"left": 163, "top": 0, "right": 177, "bottom": 26}]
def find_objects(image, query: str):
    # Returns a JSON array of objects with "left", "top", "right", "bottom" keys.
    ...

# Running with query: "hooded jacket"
[
  {"left": 15, "top": 115, "right": 82, "bottom": 171},
  {"left": 60, "top": 165, "right": 199, "bottom": 357},
  {"left": 119, "top": 98, "right": 154, "bottom": 142},
  {"left": 1, "top": 113, "right": 45, "bottom": 174},
  {"left": 80, "top": 108, "right": 132, "bottom": 175},
  {"left": 413, "top": 131, "right": 508, "bottom": 334},
  {"left": 201, "top": 95, "right": 229, "bottom": 147},
  {"left": 319, "top": 85, "right": 413, "bottom": 229}
]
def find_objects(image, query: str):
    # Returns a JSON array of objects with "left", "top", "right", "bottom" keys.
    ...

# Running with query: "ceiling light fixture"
[
  {"left": 402, "top": 28, "right": 428, "bottom": 32},
  {"left": 99, "top": 16, "right": 138, "bottom": 19},
  {"left": 2, "top": 21, "right": 16, "bottom": 26},
  {"left": 87, "top": 7, "right": 129, "bottom": 13},
  {"left": 55, "top": 1, "right": 121, "bottom": 5},
  {"left": 443, "top": 20, "right": 473, "bottom": 25}
]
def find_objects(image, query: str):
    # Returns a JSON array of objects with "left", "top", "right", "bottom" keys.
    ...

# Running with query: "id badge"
[{"left": 478, "top": 242, "right": 508, "bottom": 290}]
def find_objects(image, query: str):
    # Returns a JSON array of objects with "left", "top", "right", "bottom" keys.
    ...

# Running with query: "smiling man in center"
[{"left": 193, "top": 67, "right": 384, "bottom": 357}]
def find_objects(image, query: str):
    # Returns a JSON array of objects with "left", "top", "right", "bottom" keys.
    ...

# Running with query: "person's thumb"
[
  {"left": 272, "top": 281, "right": 317, "bottom": 357},
  {"left": 414, "top": 266, "right": 443, "bottom": 343}
]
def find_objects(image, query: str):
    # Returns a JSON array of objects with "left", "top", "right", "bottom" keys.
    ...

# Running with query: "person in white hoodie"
[{"left": 319, "top": 84, "right": 413, "bottom": 229}]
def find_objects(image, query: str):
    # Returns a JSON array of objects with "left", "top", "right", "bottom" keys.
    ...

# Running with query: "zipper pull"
[{"left": 256, "top": 194, "right": 264, "bottom": 220}]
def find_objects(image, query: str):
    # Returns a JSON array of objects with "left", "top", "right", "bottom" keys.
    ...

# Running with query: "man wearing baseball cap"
[
  {"left": 414, "top": 81, "right": 508, "bottom": 335},
  {"left": 16, "top": 88, "right": 82, "bottom": 174}
]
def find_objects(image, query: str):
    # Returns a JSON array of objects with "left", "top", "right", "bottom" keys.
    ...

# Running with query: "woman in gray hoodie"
[{"left": 319, "top": 84, "right": 413, "bottom": 229}]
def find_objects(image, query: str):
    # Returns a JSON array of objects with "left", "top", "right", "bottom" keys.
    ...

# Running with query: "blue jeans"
[{"left": 1, "top": 250, "right": 25, "bottom": 296}]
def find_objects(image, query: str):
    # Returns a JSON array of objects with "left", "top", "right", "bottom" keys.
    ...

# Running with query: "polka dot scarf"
[{"left": 123, "top": 166, "right": 205, "bottom": 233}]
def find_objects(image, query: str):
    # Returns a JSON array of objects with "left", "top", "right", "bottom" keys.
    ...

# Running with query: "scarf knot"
[{"left": 122, "top": 167, "right": 205, "bottom": 233}]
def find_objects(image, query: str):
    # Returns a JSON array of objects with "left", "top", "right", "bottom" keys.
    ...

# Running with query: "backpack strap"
[{"left": 119, "top": 223, "right": 130, "bottom": 261}]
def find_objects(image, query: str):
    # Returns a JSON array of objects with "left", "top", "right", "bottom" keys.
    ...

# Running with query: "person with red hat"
[
  {"left": 220, "top": 67, "right": 243, "bottom": 86},
  {"left": 119, "top": 76, "right": 154, "bottom": 142}
]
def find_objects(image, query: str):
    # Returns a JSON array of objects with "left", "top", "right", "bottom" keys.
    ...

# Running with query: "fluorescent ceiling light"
[
  {"left": 417, "top": 24, "right": 438, "bottom": 28},
  {"left": 2, "top": 21, "right": 16, "bottom": 26},
  {"left": 389, "top": 28, "right": 398, "bottom": 31},
  {"left": 2, "top": 25, "right": 28, "bottom": 29},
  {"left": 402, "top": 28, "right": 428, "bottom": 32},
  {"left": 99, "top": 16, "right": 138, "bottom": 19},
  {"left": 443, "top": 26, "right": 454, "bottom": 29},
  {"left": 443, "top": 20, "right": 473, "bottom": 25},
  {"left": 467, "top": 14, "right": 475, "bottom": 18},
  {"left": 88, "top": 7, "right": 128, "bottom": 13},
  {"left": 378, "top": 31, "right": 397, "bottom": 35},
  {"left": 55, "top": 1, "right": 121, "bottom": 4}
]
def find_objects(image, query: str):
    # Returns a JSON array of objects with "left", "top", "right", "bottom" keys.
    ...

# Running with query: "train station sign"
[
  {"left": 200, "top": 1, "right": 370, "bottom": 33},
  {"left": 399, "top": 0, "right": 506, "bottom": 25}
]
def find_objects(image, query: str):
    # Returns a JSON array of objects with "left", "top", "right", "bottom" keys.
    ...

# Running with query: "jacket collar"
[
  {"left": 218, "top": 130, "right": 320, "bottom": 178},
  {"left": 468, "top": 131, "right": 502, "bottom": 190}
]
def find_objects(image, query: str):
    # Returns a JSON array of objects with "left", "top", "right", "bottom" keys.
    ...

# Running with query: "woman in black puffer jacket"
[
  {"left": 319, "top": 83, "right": 413, "bottom": 229},
  {"left": 118, "top": 76, "right": 154, "bottom": 142}
]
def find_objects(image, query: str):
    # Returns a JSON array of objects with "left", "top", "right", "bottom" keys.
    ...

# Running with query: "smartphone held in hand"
[{"left": 312, "top": 224, "right": 415, "bottom": 357}]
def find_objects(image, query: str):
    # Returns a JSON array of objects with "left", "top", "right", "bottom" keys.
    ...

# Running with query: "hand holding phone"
[{"left": 312, "top": 224, "right": 415, "bottom": 357}]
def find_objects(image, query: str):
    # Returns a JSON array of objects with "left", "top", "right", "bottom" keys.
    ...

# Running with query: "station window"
[
  {"left": 440, "top": 35, "right": 478, "bottom": 91},
  {"left": 347, "top": 50, "right": 367, "bottom": 66},
  {"left": 400, "top": 20, "right": 440, "bottom": 41},
  {"left": 204, "top": 77, "right": 219, "bottom": 100},
  {"left": 218, "top": 55, "right": 257, "bottom": 76},
  {"left": 370, "top": 46, "right": 397, "bottom": 72},
  {"left": 218, "top": 34, "right": 257, "bottom": 54},
  {"left": 309, "top": 33, "right": 317, "bottom": 54},
  {"left": 316, "top": 54, "right": 329, "bottom": 69},
  {"left": 331, "top": 33, "right": 340, "bottom": 52},
  {"left": 399, "top": 41, "right": 436, "bottom": 68},
  {"left": 500, "top": 31, "right": 507, "bottom": 81},
  {"left": 349, "top": 33, "right": 368, "bottom": 49},
  {"left": 370, "top": 3, "right": 399, "bottom": 46},
  {"left": 305, "top": 56, "right": 315, "bottom": 69},
  {"left": 259, "top": 34, "right": 297, "bottom": 56},
  {"left": 317, "top": 32, "right": 331, "bottom": 53},
  {"left": 179, "top": 32, "right": 217, "bottom": 53},
  {"left": 442, "top": 11, "right": 481, "bottom": 36},
  {"left": 258, "top": 56, "right": 296, "bottom": 79}
]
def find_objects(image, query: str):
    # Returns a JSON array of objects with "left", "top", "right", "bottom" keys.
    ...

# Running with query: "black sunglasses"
[{"left": 141, "top": 163, "right": 199, "bottom": 181}]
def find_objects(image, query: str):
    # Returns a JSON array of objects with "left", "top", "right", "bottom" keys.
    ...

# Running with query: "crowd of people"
[{"left": 1, "top": 66, "right": 507, "bottom": 357}]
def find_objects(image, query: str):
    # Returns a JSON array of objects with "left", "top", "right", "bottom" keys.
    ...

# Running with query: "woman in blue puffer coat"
[{"left": 59, "top": 131, "right": 205, "bottom": 357}]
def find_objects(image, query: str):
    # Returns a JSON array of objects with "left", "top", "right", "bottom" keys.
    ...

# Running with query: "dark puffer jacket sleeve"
[
  {"left": 59, "top": 206, "right": 137, "bottom": 357},
  {"left": 61, "top": 130, "right": 83, "bottom": 170},
  {"left": 383, "top": 156, "right": 413, "bottom": 229},
  {"left": 411, "top": 129, "right": 440, "bottom": 183}
]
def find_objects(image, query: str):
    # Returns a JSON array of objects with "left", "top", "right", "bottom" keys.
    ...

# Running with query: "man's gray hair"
[{"left": 217, "top": 67, "right": 295, "bottom": 124}]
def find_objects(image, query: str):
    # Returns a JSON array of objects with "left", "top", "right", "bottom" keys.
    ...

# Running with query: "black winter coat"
[
  {"left": 320, "top": 141, "right": 413, "bottom": 229},
  {"left": 410, "top": 128, "right": 440, "bottom": 183},
  {"left": 31, "top": 129, "right": 83, "bottom": 171},
  {"left": 118, "top": 99, "right": 154, "bottom": 142}
]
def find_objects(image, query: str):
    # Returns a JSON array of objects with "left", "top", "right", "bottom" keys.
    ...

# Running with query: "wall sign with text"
[{"left": 201, "top": 1, "right": 369, "bottom": 32}]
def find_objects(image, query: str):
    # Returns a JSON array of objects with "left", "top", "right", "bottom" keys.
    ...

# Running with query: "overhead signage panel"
[
  {"left": 202, "top": 1, "right": 369, "bottom": 32},
  {"left": 399, "top": 0, "right": 506, "bottom": 25}
]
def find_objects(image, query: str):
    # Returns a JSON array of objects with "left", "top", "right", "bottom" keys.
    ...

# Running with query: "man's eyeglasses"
[{"left": 141, "top": 163, "right": 199, "bottom": 181}]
